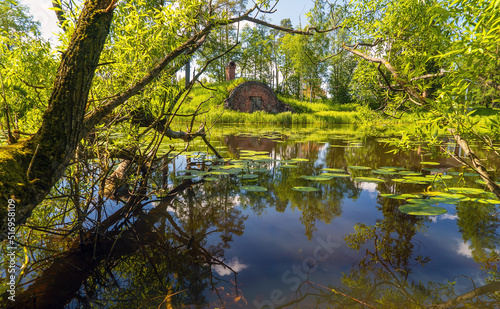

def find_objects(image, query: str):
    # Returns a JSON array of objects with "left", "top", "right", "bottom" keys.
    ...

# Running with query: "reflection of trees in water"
[
  {"left": 229, "top": 137, "right": 362, "bottom": 239},
  {"left": 275, "top": 190, "right": 500, "bottom": 308},
  {"left": 0, "top": 157, "right": 248, "bottom": 308},
  {"left": 456, "top": 199, "right": 500, "bottom": 273},
  {"left": 3, "top": 131, "right": 500, "bottom": 308}
]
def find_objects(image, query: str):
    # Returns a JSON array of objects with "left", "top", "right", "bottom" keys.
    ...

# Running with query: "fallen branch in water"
[{"left": 305, "top": 280, "right": 376, "bottom": 309}]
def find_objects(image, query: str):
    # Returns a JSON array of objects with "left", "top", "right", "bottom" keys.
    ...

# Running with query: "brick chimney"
[{"left": 225, "top": 61, "right": 236, "bottom": 81}]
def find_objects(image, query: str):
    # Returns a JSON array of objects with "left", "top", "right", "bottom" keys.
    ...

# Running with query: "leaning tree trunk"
[
  {"left": 0, "top": 1, "right": 320, "bottom": 239},
  {"left": 0, "top": 0, "right": 116, "bottom": 239}
]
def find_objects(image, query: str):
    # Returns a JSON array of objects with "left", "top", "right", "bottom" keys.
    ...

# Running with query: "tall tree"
[
  {"left": 340, "top": 0, "right": 500, "bottom": 196},
  {"left": 0, "top": 0, "right": 320, "bottom": 239}
]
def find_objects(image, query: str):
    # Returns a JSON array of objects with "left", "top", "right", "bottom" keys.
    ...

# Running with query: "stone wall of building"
[{"left": 224, "top": 81, "right": 294, "bottom": 114}]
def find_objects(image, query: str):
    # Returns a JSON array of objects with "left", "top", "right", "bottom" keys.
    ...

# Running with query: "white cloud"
[
  {"left": 457, "top": 240, "right": 473, "bottom": 258},
  {"left": 213, "top": 257, "right": 249, "bottom": 276},
  {"left": 439, "top": 213, "right": 458, "bottom": 220},
  {"left": 359, "top": 182, "right": 378, "bottom": 192}
]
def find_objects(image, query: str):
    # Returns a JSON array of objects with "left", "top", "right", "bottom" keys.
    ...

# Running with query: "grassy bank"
[
  {"left": 173, "top": 79, "right": 367, "bottom": 125},
  {"left": 163, "top": 79, "right": 500, "bottom": 130}
]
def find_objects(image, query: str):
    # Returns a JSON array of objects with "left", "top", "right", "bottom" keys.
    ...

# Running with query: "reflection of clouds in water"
[
  {"left": 430, "top": 213, "right": 458, "bottom": 223},
  {"left": 315, "top": 143, "right": 329, "bottom": 167},
  {"left": 360, "top": 182, "right": 377, "bottom": 192},
  {"left": 213, "top": 257, "right": 249, "bottom": 276},
  {"left": 360, "top": 182, "right": 378, "bottom": 199},
  {"left": 456, "top": 240, "right": 473, "bottom": 258}
]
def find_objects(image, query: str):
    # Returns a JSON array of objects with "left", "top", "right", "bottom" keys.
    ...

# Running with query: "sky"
[{"left": 19, "top": 0, "right": 314, "bottom": 43}]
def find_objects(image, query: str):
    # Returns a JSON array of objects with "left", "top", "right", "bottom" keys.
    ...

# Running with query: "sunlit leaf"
[
  {"left": 448, "top": 187, "right": 487, "bottom": 195},
  {"left": 399, "top": 204, "right": 447, "bottom": 216},
  {"left": 292, "top": 186, "right": 321, "bottom": 192},
  {"left": 420, "top": 161, "right": 440, "bottom": 165},
  {"left": 301, "top": 174, "right": 335, "bottom": 181},
  {"left": 322, "top": 168, "right": 347, "bottom": 173},
  {"left": 348, "top": 166, "right": 372, "bottom": 170},
  {"left": 354, "top": 177, "right": 385, "bottom": 183},
  {"left": 240, "top": 185, "right": 267, "bottom": 192},
  {"left": 323, "top": 173, "right": 351, "bottom": 178},
  {"left": 380, "top": 193, "right": 422, "bottom": 199},
  {"left": 238, "top": 174, "right": 259, "bottom": 180},
  {"left": 372, "top": 169, "right": 398, "bottom": 175}
]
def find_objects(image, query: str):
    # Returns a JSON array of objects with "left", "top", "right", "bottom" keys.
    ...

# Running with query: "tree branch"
[
  {"left": 83, "top": 25, "right": 213, "bottom": 132},
  {"left": 430, "top": 281, "right": 500, "bottom": 309},
  {"left": 449, "top": 129, "right": 500, "bottom": 199},
  {"left": 232, "top": 16, "right": 340, "bottom": 35},
  {"left": 342, "top": 43, "right": 428, "bottom": 106},
  {"left": 410, "top": 72, "right": 447, "bottom": 81}
]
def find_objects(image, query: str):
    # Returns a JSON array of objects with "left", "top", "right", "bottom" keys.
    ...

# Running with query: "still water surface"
[{"left": 3, "top": 124, "right": 500, "bottom": 308}]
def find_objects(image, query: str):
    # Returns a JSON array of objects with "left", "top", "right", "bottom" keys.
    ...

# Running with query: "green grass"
[
  {"left": 161, "top": 80, "right": 500, "bottom": 130},
  {"left": 169, "top": 79, "right": 365, "bottom": 125}
]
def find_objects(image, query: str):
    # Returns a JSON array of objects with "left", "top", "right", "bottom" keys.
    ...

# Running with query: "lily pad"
[
  {"left": 380, "top": 193, "right": 422, "bottom": 200},
  {"left": 209, "top": 171, "right": 231, "bottom": 176},
  {"left": 398, "top": 204, "right": 447, "bottom": 216},
  {"left": 398, "top": 171, "right": 423, "bottom": 176},
  {"left": 176, "top": 175, "right": 197, "bottom": 180},
  {"left": 430, "top": 174, "right": 453, "bottom": 180},
  {"left": 475, "top": 179, "right": 500, "bottom": 186},
  {"left": 424, "top": 192, "right": 466, "bottom": 200},
  {"left": 403, "top": 176, "right": 433, "bottom": 183},
  {"left": 467, "top": 198, "right": 492, "bottom": 204},
  {"left": 249, "top": 168, "right": 269, "bottom": 173},
  {"left": 240, "top": 185, "right": 268, "bottom": 192},
  {"left": 220, "top": 165, "right": 244, "bottom": 170},
  {"left": 448, "top": 172, "right": 480, "bottom": 177},
  {"left": 348, "top": 166, "right": 372, "bottom": 170},
  {"left": 322, "top": 168, "right": 346, "bottom": 173},
  {"left": 301, "top": 174, "right": 335, "bottom": 181},
  {"left": 422, "top": 168, "right": 441, "bottom": 172},
  {"left": 291, "top": 158, "right": 309, "bottom": 162},
  {"left": 323, "top": 173, "right": 351, "bottom": 178},
  {"left": 407, "top": 198, "right": 435, "bottom": 205},
  {"left": 281, "top": 164, "right": 299, "bottom": 169},
  {"left": 379, "top": 166, "right": 407, "bottom": 170},
  {"left": 428, "top": 197, "right": 461, "bottom": 205},
  {"left": 292, "top": 186, "right": 321, "bottom": 192},
  {"left": 238, "top": 174, "right": 259, "bottom": 180},
  {"left": 187, "top": 170, "right": 210, "bottom": 176},
  {"left": 448, "top": 187, "right": 487, "bottom": 195},
  {"left": 372, "top": 169, "right": 398, "bottom": 175},
  {"left": 420, "top": 161, "right": 440, "bottom": 165},
  {"left": 354, "top": 177, "right": 385, "bottom": 183}
]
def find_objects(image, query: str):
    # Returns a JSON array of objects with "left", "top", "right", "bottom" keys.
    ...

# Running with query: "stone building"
[{"left": 223, "top": 62, "right": 294, "bottom": 114}]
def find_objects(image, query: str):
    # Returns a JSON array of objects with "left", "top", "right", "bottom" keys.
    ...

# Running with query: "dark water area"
[{"left": 1, "top": 125, "right": 500, "bottom": 308}]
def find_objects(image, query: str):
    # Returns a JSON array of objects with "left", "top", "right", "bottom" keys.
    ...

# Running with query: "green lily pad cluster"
[{"left": 381, "top": 188, "right": 500, "bottom": 216}]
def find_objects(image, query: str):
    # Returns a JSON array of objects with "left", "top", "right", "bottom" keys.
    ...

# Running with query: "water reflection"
[{"left": 1, "top": 125, "right": 499, "bottom": 308}]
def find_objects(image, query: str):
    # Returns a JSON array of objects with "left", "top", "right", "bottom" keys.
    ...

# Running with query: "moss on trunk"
[{"left": 0, "top": 0, "right": 116, "bottom": 240}]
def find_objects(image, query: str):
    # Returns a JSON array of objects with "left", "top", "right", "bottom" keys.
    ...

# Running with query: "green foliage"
[{"left": 0, "top": 1, "right": 56, "bottom": 133}]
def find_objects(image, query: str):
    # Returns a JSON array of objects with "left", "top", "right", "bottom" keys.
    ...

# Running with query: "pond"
[{"left": 2, "top": 124, "right": 500, "bottom": 308}]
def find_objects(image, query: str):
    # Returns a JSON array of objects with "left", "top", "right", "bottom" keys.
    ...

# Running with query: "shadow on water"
[{"left": 1, "top": 125, "right": 500, "bottom": 308}]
